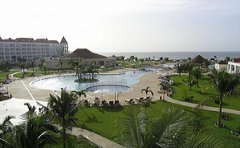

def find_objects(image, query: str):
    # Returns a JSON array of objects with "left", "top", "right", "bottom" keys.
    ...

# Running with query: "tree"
[
  {"left": 120, "top": 106, "right": 222, "bottom": 147},
  {"left": 0, "top": 116, "right": 14, "bottom": 136},
  {"left": 158, "top": 82, "right": 172, "bottom": 94},
  {"left": 175, "top": 63, "right": 183, "bottom": 76},
  {"left": 69, "top": 59, "right": 82, "bottom": 81},
  {"left": 183, "top": 77, "right": 197, "bottom": 90},
  {"left": 185, "top": 62, "right": 193, "bottom": 78},
  {"left": 47, "top": 88, "right": 79, "bottom": 148},
  {"left": 31, "top": 60, "right": 35, "bottom": 76},
  {"left": 141, "top": 87, "right": 154, "bottom": 97},
  {"left": 208, "top": 69, "right": 239, "bottom": 127},
  {"left": 72, "top": 90, "right": 86, "bottom": 101},
  {"left": 191, "top": 67, "right": 202, "bottom": 87},
  {"left": 0, "top": 115, "right": 58, "bottom": 148},
  {"left": 57, "top": 59, "right": 64, "bottom": 73},
  {"left": 19, "top": 63, "right": 26, "bottom": 78}
]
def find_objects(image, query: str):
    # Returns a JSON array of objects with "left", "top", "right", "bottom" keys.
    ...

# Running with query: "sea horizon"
[{"left": 100, "top": 51, "right": 240, "bottom": 60}]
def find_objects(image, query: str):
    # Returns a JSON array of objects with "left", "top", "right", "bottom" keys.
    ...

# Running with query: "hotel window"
[{"left": 231, "top": 65, "right": 234, "bottom": 71}]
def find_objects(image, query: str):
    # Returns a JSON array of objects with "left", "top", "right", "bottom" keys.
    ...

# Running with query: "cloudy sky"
[{"left": 0, "top": 0, "right": 240, "bottom": 52}]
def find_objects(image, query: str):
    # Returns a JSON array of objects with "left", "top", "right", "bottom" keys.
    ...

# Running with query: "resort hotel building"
[
  {"left": 227, "top": 58, "right": 240, "bottom": 74},
  {"left": 0, "top": 36, "right": 68, "bottom": 64}
]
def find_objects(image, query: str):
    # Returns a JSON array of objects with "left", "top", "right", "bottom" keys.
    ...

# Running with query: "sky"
[{"left": 0, "top": 0, "right": 240, "bottom": 53}]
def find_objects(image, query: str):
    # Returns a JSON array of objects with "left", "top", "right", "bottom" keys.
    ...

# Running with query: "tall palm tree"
[
  {"left": 120, "top": 105, "right": 222, "bottom": 148},
  {"left": 57, "top": 59, "right": 63, "bottom": 73},
  {"left": 31, "top": 60, "right": 35, "bottom": 76},
  {"left": 0, "top": 115, "right": 58, "bottom": 148},
  {"left": 141, "top": 87, "right": 154, "bottom": 97},
  {"left": 183, "top": 77, "right": 197, "bottom": 91},
  {"left": 175, "top": 63, "right": 183, "bottom": 76},
  {"left": 19, "top": 63, "right": 26, "bottom": 78},
  {"left": 191, "top": 67, "right": 202, "bottom": 87},
  {"left": 47, "top": 88, "right": 79, "bottom": 148},
  {"left": 208, "top": 69, "right": 239, "bottom": 127},
  {"left": 69, "top": 58, "right": 82, "bottom": 80},
  {"left": 185, "top": 62, "right": 193, "bottom": 78},
  {"left": 159, "top": 82, "right": 172, "bottom": 94}
]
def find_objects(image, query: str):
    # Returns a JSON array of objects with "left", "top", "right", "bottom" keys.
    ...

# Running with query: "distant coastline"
[{"left": 101, "top": 51, "right": 240, "bottom": 60}]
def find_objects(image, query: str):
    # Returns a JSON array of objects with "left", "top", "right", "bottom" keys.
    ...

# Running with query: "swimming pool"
[{"left": 31, "top": 70, "right": 146, "bottom": 94}]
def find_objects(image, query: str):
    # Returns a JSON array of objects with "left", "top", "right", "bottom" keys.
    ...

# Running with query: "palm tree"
[
  {"left": 159, "top": 82, "right": 172, "bottom": 94},
  {"left": 141, "top": 87, "right": 154, "bottom": 97},
  {"left": 185, "top": 62, "right": 193, "bottom": 78},
  {"left": 19, "top": 63, "right": 26, "bottom": 78},
  {"left": 57, "top": 59, "right": 63, "bottom": 73},
  {"left": 120, "top": 106, "right": 222, "bottom": 147},
  {"left": 69, "top": 58, "right": 82, "bottom": 80},
  {"left": 72, "top": 90, "right": 87, "bottom": 101},
  {"left": 31, "top": 60, "right": 35, "bottom": 76},
  {"left": 183, "top": 77, "right": 197, "bottom": 91},
  {"left": 0, "top": 115, "right": 58, "bottom": 148},
  {"left": 47, "top": 88, "right": 79, "bottom": 148},
  {"left": 175, "top": 63, "right": 183, "bottom": 76},
  {"left": 208, "top": 69, "right": 239, "bottom": 127},
  {"left": 0, "top": 116, "right": 14, "bottom": 136},
  {"left": 24, "top": 103, "right": 36, "bottom": 118},
  {"left": 191, "top": 67, "right": 202, "bottom": 87}
]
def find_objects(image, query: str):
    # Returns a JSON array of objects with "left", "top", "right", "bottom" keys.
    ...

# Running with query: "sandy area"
[{"left": 0, "top": 98, "right": 47, "bottom": 125}]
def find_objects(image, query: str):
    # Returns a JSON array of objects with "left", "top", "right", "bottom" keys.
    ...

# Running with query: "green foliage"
[
  {"left": 208, "top": 69, "right": 239, "bottom": 127},
  {"left": 183, "top": 77, "right": 197, "bottom": 90},
  {"left": 47, "top": 89, "right": 79, "bottom": 148},
  {"left": 75, "top": 101, "right": 240, "bottom": 147},
  {"left": 141, "top": 87, "right": 154, "bottom": 97}
]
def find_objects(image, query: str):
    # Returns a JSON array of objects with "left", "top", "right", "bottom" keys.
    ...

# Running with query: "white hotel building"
[{"left": 0, "top": 36, "right": 68, "bottom": 64}]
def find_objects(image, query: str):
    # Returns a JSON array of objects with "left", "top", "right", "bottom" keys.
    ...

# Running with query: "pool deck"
[{"left": 6, "top": 68, "right": 160, "bottom": 104}]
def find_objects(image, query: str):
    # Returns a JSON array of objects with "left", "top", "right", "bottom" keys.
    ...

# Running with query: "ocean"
[{"left": 101, "top": 51, "right": 240, "bottom": 60}]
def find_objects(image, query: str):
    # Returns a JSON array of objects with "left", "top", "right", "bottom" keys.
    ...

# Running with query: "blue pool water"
[{"left": 31, "top": 70, "right": 147, "bottom": 93}]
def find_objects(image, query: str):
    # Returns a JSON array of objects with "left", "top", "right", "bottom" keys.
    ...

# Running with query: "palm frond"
[
  {"left": 120, "top": 105, "right": 147, "bottom": 148},
  {"left": 153, "top": 108, "right": 191, "bottom": 147},
  {"left": 183, "top": 129, "right": 223, "bottom": 148}
]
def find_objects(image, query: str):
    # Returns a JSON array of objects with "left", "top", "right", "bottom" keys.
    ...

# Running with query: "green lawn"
[
  {"left": 0, "top": 70, "right": 19, "bottom": 82},
  {"left": 75, "top": 102, "right": 240, "bottom": 147},
  {"left": 171, "top": 75, "right": 240, "bottom": 110}
]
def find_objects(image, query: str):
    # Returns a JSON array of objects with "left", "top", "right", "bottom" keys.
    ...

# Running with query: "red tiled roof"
[
  {"left": 63, "top": 48, "right": 106, "bottom": 59},
  {"left": 60, "top": 36, "right": 67, "bottom": 44}
]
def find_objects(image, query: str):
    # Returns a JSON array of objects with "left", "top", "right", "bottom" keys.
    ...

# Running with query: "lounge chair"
[
  {"left": 109, "top": 101, "right": 114, "bottom": 107},
  {"left": 125, "top": 99, "right": 135, "bottom": 104},
  {"left": 115, "top": 100, "right": 120, "bottom": 107}
]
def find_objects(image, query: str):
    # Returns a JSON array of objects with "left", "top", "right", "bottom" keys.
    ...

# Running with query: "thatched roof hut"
[
  {"left": 63, "top": 48, "right": 106, "bottom": 59},
  {"left": 191, "top": 55, "right": 205, "bottom": 64}
]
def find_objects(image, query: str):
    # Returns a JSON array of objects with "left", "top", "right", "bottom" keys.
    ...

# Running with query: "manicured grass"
[
  {"left": 0, "top": 70, "right": 19, "bottom": 82},
  {"left": 75, "top": 102, "right": 240, "bottom": 147},
  {"left": 171, "top": 75, "right": 240, "bottom": 110},
  {"left": 13, "top": 71, "right": 33, "bottom": 78}
]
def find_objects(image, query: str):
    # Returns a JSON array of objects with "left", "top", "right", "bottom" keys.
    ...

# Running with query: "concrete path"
[
  {"left": 69, "top": 127, "right": 123, "bottom": 148},
  {"left": 164, "top": 96, "right": 240, "bottom": 115}
]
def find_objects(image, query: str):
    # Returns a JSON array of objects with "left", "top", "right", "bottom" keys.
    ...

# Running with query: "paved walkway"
[
  {"left": 69, "top": 127, "right": 123, "bottom": 148},
  {"left": 164, "top": 96, "right": 240, "bottom": 115}
]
